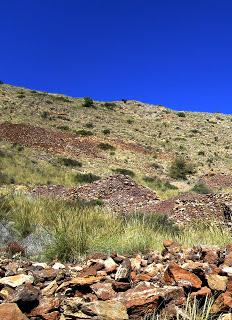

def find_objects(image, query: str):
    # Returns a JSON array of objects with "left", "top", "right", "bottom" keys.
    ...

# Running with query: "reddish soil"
[
  {"left": 199, "top": 173, "right": 232, "bottom": 190},
  {"left": 0, "top": 122, "right": 154, "bottom": 158}
]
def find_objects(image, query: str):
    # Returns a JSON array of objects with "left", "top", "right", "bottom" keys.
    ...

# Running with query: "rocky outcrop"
[{"left": 1, "top": 241, "right": 232, "bottom": 318}]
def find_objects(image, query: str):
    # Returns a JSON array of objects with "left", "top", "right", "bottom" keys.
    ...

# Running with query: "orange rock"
[
  {"left": 167, "top": 263, "right": 202, "bottom": 288},
  {"left": 190, "top": 286, "right": 212, "bottom": 298},
  {"left": 27, "top": 297, "right": 60, "bottom": 317},
  {"left": 0, "top": 303, "right": 28, "bottom": 320}
]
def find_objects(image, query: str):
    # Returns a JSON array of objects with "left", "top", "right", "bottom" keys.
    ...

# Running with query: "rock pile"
[
  {"left": 32, "top": 174, "right": 160, "bottom": 214},
  {"left": 153, "top": 193, "right": 232, "bottom": 225},
  {"left": 1, "top": 242, "right": 232, "bottom": 319}
]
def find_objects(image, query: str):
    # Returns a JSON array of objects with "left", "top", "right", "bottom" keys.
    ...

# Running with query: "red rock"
[
  {"left": 91, "top": 282, "right": 116, "bottom": 300},
  {"left": 167, "top": 263, "right": 202, "bottom": 288},
  {"left": 0, "top": 303, "right": 28, "bottom": 320},
  {"left": 116, "top": 282, "right": 185, "bottom": 317},
  {"left": 27, "top": 297, "right": 60, "bottom": 317},
  {"left": 203, "top": 250, "right": 218, "bottom": 264},
  {"left": 43, "top": 311, "right": 60, "bottom": 320},
  {"left": 190, "top": 286, "right": 212, "bottom": 298}
]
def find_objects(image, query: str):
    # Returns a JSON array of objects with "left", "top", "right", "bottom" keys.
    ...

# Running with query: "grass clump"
[
  {"left": 58, "top": 157, "right": 82, "bottom": 167},
  {"left": 191, "top": 183, "right": 212, "bottom": 194},
  {"left": 112, "top": 168, "right": 135, "bottom": 177},
  {"left": 98, "top": 143, "right": 116, "bottom": 151},
  {"left": 74, "top": 172, "right": 101, "bottom": 184},
  {"left": 75, "top": 129, "right": 93, "bottom": 136},
  {"left": 169, "top": 157, "right": 195, "bottom": 180},
  {"left": 104, "top": 102, "right": 117, "bottom": 110},
  {"left": 143, "top": 176, "right": 177, "bottom": 192}
]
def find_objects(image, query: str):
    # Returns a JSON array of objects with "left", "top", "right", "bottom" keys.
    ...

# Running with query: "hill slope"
[{"left": 1, "top": 83, "right": 232, "bottom": 197}]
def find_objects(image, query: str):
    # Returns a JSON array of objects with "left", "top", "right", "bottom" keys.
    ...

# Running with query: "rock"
[
  {"left": 131, "top": 255, "right": 142, "bottom": 271},
  {"left": 10, "top": 284, "right": 40, "bottom": 312},
  {"left": 144, "top": 263, "right": 163, "bottom": 277},
  {"left": 104, "top": 257, "right": 118, "bottom": 273},
  {"left": 57, "top": 275, "right": 105, "bottom": 291},
  {"left": 81, "top": 300, "right": 129, "bottom": 320},
  {"left": 116, "top": 282, "right": 185, "bottom": 318},
  {"left": 41, "top": 280, "right": 58, "bottom": 296},
  {"left": 0, "top": 274, "right": 34, "bottom": 288},
  {"left": 0, "top": 222, "right": 14, "bottom": 244},
  {"left": 43, "top": 311, "right": 60, "bottom": 320},
  {"left": 207, "top": 274, "right": 228, "bottom": 291},
  {"left": 21, "top": 227, "right": 52, "bottom": 257},
  {"left": 211, "top": 291, "right": 232, "bottom": 313},
  {"left": 115, "top": 259, "right": 131, "bottom": 281},
  {"left": 190, "top": 286, "right": 212, "bottom": 298},
  {"left": 203, "top": 250, "right": 218, "bottom": 264},
  {"left": 33, "top": 268, "right": 58, "bottom": 282},
  {"left": 220, "top": 314, "right": 232, "bottom": 320},
  {"left": 27, "top": 297, "right": 60, "bottom": 317},
  {"left": 52, "top": 262, "right": 65, "bottom": 270},
  {"left": 91, "top": 282, "right": 116, "bottom": 300},
  {"left": 166, "top": 263, "right": 202, "bottom": 288},
  {"left": 0, "top": 303, "right": 29, "bottom": 320}
]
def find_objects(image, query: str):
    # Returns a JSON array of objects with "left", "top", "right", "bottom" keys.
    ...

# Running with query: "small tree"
[
  {"left": 169, "top": 157, "right": 195, "bottom": 180},
  {"left": 82, "top": 97, "right": 94, "bottom": 108}
]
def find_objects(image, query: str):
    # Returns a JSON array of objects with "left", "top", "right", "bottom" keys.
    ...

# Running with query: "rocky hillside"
[{"left": 1, "top": 83, "right": 232, "bottom": 197}]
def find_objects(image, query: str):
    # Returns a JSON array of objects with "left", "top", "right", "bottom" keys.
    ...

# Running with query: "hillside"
[
  {"left": 2, "top": 84, "right": 232, "bottom": 319},
  {"left": 1, "top": 83, "right": 232, "bottom": 198}
]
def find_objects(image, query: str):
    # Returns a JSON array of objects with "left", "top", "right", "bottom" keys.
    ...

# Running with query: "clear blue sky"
[{"left": 1, "top": 0, "right": 232, "bottom": 113}]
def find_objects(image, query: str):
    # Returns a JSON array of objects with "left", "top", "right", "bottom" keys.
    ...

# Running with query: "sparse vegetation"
[
  {"left": 82, "top": 97, "right": 94, "bottom": 108},
  {"left": 98, "top": 143, "right": 115, "bottom": 151},
  {"left": 58, "top": 157, "right": 82, "bottom": 167},
  {"left": 112, "top": 168, "right": 135, "bottom": 177},
  {"left": 169, "top": 157, "right": 195, "bottom": 180},
  {"left": 74, "top": 172, "right": 101, "bottom": 184},
  {"left": 75, "top": 129, "right": 93, "bottom": 136}
]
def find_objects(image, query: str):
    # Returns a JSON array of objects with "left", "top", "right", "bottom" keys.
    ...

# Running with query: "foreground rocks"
[{"left": 2, "top": 242, "right": 232, "bottom": 319}]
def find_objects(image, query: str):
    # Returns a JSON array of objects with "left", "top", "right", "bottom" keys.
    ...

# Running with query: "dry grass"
[{"left": 1, "top": 195, "right": 232, "bottom": 262}]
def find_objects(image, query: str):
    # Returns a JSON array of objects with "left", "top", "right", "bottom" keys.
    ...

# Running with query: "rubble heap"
[{"left": 1, "top": 241, "right": 232, "bottom": 319}]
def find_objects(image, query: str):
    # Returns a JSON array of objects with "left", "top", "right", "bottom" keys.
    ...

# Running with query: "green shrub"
[
  {"left": 102, "top": 128, "right": 110, "bottom": 135},
  {"left": 82, "top": 97, "right": 94, "bottom": 108},
  {"left": 177, "top": 112, "right": 186, "bottom": 118},
  {"left": 98, "top": 143, "right": 115, "bottom": 151},
  {"left": 0, "top": 81, "right": 4, "bottom": 85},
  {"left": 143, "top": 176, "right": 177, "bottom": 191},
  {"left": 191, "top": 183, "right": 212, "bottom": 194},
  {"left": 57, "top": 125, "right": 69, "bottom": 131},
  {"left": 74, "top": 172, "right": 101, "bottom": 184},
  {"left": 58, "top": 157, "right": 82, "bottom": 167},
  {"left": 75, "top": 129, "right": 93, "bottom": 136},
  {"left": 41, "top": 111, "right": 50, "bottom": 119},
  {"left": 84, "top": 122, "right": 94, "bottom": 128},
  {"left": 127, "top": 119, "right": 134, "bottom": 124},
  {"left": 112, "top": 168, "right": 135, "bottom": 177},
  {"left": 169, "top": 157, "right": 195, "bottom": 180},
  {"left": 104, "top": 102, "right": 116, "bottom": 110}
]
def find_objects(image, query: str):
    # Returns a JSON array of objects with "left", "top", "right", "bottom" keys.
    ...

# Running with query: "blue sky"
[{"left": 1, "top": 0, "right": 232, "bottom": 113}]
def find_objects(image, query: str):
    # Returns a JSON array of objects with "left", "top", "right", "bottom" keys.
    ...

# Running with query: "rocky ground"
[{"left": 1, "top": 241, "right": 232, "bottom": 319}]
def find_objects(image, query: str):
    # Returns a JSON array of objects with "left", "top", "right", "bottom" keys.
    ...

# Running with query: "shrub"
[
  {"left": 169, "top": 157, "right": 195, "bottom": 180},
  {"left": 104, "top": 102, "right": 116, "bottom": 110},
  {"left": 74, "top": 172, "right": 101, "bottom": 184},
  {"left": 127, "top": 119, "right": 134, "bottom": 124},
  {"left": 84, "top": 122, "right": 94, "bottom": 128},
  {"left": 75, "top": 129, "right": 93, "bottom": 136},
  {"left": 82, "top": 97, "right": 94, "bottom": 108},
  {"left": 177, "top": 112, "right": 186, "bottom": 118},
  {"left": 121, "top": 99, "right": 127, "bottom": 103},
  {"left": 41, "top": 111, "right": 50, "bottom": 119},
  {"left": 191, "top": 183, "right": 212, "bottom": 194},
  {"left": 0, "top": 80, "right": 4, "bottom": 85},
  {"left": 112, "top": 168, "right": 135, "bottom": 177},
  {"left": 98, "top": 143, "right": 115, "bottom": 151},
  {"left": 102, "top": 128, "right": 110, "bottom": 135},
  {"left": 143, "top": 176, "right": 178, "bottom": 191},
  {"left": 59, "top": 157, "right": 82, "bottom": 167},
  {"left": 57, "top": 125, "right": 69, "bottom": 131}
]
